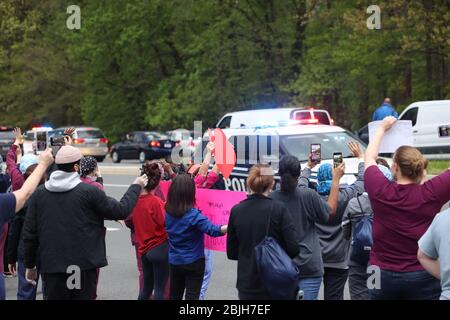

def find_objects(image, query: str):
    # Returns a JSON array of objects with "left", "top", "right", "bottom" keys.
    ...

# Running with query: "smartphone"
[
  {"left": 333, "top": 152, "right": 343, "bottom": 168},
  {"left": 36, "top": 131, "right": 48, "bottom": 152},
  {"left": 310, "top": 144, "right": 321, "bottom": 162},
  {"left": 50, "top": 136, "right": 66, "bottom": 147}
]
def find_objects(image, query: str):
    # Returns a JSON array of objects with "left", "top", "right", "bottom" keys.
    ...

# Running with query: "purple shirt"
[
  {"left": 6, "top": 144, "right": 24, "bottom": 191},
  {"left": 365, "top": 165, "right": 450, "bottom": 272}
]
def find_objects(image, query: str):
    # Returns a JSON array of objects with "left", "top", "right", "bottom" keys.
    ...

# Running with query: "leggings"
[{"left": 138, "top": 240, "right": 169, "bottom": 300}]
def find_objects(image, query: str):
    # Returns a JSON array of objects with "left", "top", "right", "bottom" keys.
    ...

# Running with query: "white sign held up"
[{"left": 368, "top": 120, "right": 413, "bottom": 153}]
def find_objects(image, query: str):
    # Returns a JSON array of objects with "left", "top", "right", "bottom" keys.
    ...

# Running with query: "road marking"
[
  {"left": 104, "top": 184, "right": 130, "bottom": 188},
  {"left": 106, "top": 227, "right": 121, "bottom": 231}
]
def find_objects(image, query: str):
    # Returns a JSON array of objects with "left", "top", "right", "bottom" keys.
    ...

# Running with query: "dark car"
[
  {"left": 0, "top": 127, "right": 15, "bottom": 160},
  {"left": 110, "top": 131, "right": 176, "bottom": 163},
  {"left": 356, "top": 124, "right": 369, "bottom": 145}
]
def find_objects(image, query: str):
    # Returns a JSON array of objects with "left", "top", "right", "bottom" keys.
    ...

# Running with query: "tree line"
[{"left": 0, "top": 0, "right": 448, "bottom": 142}]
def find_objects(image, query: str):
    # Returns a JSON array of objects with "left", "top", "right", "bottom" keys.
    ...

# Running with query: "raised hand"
[
  {"left": 332, "top": 162, "right": 345, "bottom": 180},
  {"left": 380, "top": 116, "right": 396, "bottom": 132},
  {"left": 38, "top": 148, "right": 54, "bottom": 167},
  {"left": 348, "top": 141, "right": 363, "bottom": 159},
  {"left": 134, "top": 174, "right": 149, "bottom": 188},
  {"left": 13, "top": 127, "right": 22, "bottom": 145}
]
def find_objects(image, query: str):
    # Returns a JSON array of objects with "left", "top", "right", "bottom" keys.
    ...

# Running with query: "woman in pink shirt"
[{"left": 364, "top": 116, "right": 450, "bottom": 300}]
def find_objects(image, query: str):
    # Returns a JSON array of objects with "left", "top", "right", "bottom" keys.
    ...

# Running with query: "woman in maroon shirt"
[
  {"left": 132, "top": 162, "right": 169, "bottom": 300},
  {"left": 364, "top": 116, "right": 450, "bottom": 300}
]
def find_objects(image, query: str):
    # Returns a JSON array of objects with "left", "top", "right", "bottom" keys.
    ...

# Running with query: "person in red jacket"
[{"left": 132, "top": 162, "right": 169, "bottom": 300}]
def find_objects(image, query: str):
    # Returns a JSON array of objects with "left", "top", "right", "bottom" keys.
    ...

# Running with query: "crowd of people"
[{"left": 1, "top": 116, "right": 450, "bottom": 300}]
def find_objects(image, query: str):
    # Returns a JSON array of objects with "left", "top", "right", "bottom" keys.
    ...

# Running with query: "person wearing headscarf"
[
  {"left": 80, "top": 156, "right": 103, "bottom": 191},
  {"left": 300, "top": 142, "right": 365, "bottom": 300},
  {"left": 342, "top": 162, "right": 393, "bottom": 300}
]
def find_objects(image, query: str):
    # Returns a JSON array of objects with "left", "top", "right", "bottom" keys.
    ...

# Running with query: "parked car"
[
  {"left": 0, "top": 126, "right": 14, "bottom": 160},
  {"left": 110, "top": 131, "right": 176, "bottom": 163},
  {"left": 166, "top": 128, "right": 200, "bottom": 162},
  {"left": 53, "top": 127, "right": 109, "bottom": 162}
]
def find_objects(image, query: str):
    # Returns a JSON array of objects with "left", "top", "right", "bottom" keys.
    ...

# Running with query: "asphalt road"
[{"left": 5, "top": 161, "right": 349, "bottom": 300}]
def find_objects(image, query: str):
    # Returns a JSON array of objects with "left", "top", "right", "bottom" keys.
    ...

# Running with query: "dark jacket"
[
  {"left": 227, "top": 194, "right": 300, "bottom": 296},
  {"left": 7, "top": 203, "right": 27, "bottom": 264},
  {"left": 23, "top": 170, "right": 141, "bottom": 273}
]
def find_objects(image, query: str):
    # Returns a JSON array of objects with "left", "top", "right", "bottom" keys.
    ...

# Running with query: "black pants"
[
  {"left": 348, "top": 265, "right": 369, "bottom": 300},
  {"left": 42, "top": 268, "right": 97, "bottom": 300},
  {"left": 323, "top": 267, "right": 349, "bottom": 300},
  {"left": 139, "top": 240, "right": 169, "bottom": 300},
  {"left": 169, "top": 258, "right": 205, "bottom": 300}
]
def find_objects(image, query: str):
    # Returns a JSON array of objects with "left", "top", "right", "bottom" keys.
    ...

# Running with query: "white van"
[
  {"left": 398, "top": 100, "right": 450, "bottom": 159},
  {"left": 214, "top": 108, "right": 333, "bottom": 130}
]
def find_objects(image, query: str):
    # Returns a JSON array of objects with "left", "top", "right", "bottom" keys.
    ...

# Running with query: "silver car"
[{"left": 53, "top": 127, "right": 109, "bottom": 162}]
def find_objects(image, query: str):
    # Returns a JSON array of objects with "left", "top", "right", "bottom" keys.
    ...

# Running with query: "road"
[{"left": 5, "top": 159, "right": 349, "bottom": 300}]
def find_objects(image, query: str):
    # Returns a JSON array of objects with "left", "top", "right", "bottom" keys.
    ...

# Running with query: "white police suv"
[{"left": 196, "top": 123, "right": 367, "bottom": 192}]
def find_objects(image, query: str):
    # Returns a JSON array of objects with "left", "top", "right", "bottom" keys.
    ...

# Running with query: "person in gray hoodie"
[
  {"left": 22, "top": 146, "right": 148, "bottom": 300},
  {"left": 300, "top": 142, "right": 365, "bottom": 300},
  {"left": 341, "top": 162, "right": 393, "bottom": 300}
]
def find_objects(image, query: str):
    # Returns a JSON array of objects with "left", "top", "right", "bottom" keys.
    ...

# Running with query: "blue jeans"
[
  {"left": 369, "top": 268, "right": 441, "bottom": 300},
  {"left": 17, "top": 260, "right": 39, "bottom": 300},
  {"left": 199, "top": 249, "right": 213, "bottom": 300},
  {"left": 298, "top": 277, "right": 322, "bottom": 300}
]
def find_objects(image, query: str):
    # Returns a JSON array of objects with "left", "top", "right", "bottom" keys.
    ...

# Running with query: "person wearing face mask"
[{"left": 22, "top": 145, "right": 148, "bottom": 300}]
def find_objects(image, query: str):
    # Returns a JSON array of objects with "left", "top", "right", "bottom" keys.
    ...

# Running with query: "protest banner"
[{"left": 159, "top": 180, "right": 247, "bottom": 252}]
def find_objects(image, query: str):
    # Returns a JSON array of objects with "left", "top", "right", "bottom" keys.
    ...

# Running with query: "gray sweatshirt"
[
  {"left": 300, "top": 161, "right": 365, "bottom": 269},
  {"left": 341, "top": 193, "right": 373, "bottom": 267}
]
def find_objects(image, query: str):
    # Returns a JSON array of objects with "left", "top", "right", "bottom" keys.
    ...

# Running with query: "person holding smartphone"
[{"left": 300, "top": 142, "right": 365, "bottom": 300}]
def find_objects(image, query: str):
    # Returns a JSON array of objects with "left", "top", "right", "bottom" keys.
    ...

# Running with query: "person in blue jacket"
[
  {"left": 372, "top": 98, "right": 398, "bottom": 121},
  {"left": 165, "top": 174, "right": 227, "bottom": 300}
]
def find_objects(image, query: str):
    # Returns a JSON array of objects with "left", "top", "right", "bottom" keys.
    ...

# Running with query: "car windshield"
[
  {"left": 0, "top": 131, "right": 14, "bottom": 139},
  {"left": 280, "top": 131, "right": 365, "bottom": 162},
  {"left": 77, "top": 130, "right": 104, "bottom": 139}
]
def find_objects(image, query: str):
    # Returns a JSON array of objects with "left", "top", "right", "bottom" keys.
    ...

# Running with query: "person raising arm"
[
  {"left": 365, "top": 117, "right": 396, "bottom": 169},
  {"left": 0, "top": 148, "right": 53, "bottom": 228}
]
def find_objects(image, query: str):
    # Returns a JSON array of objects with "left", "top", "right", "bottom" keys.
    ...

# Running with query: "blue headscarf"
[
  {"left": 377, "top": 164, "right": 393, "bottom": 181},
  {"left": 20, "top": 154, "right": 38, "bottom": 174},
  {"left": 316, "top": 163, "right": 333, "bottom": 195}
]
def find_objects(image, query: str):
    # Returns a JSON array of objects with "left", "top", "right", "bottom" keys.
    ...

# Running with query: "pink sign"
[
  {"left": 196, "top": 188, "right": 247, "bottom": 251},
  {"left": 158, "top": 180, "right": 247, "bottom": 252}
]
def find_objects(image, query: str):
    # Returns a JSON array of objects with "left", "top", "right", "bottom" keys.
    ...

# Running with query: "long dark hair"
[
  {"left": 279, "top": 155, "right": 301, "bottom": 194},
  {"left": 165, "top": 174, "right": 196, "bottom": 218}
]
